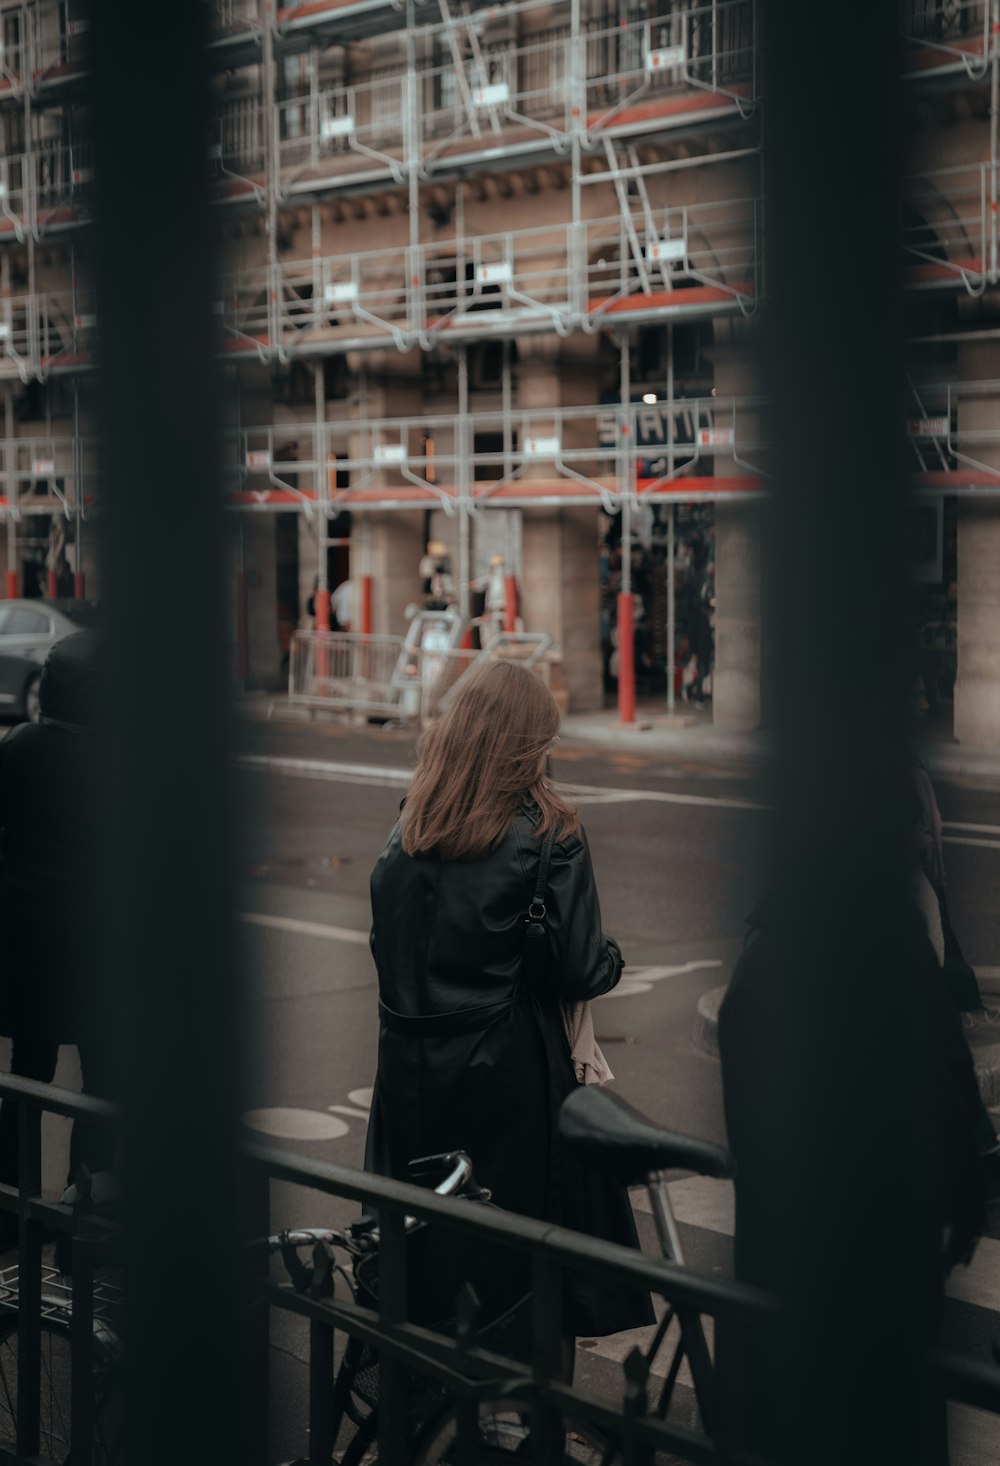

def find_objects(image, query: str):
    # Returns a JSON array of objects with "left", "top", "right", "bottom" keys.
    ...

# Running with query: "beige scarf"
[{"left": 562, "top": 1001, "right": 613, "bottom": 1086}]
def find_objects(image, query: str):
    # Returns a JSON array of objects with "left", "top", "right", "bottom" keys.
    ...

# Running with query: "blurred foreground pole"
[
  {"left": 759, "top": 4, "right": 936, "bottom": 1463},
  {"left": 88, "top": 5, "right": 243, "bottom": 1464}
]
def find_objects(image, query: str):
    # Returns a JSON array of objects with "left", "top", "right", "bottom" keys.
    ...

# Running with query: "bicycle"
[{"left": 265, "top": 1086, "right": 736, "bottom": 1465}]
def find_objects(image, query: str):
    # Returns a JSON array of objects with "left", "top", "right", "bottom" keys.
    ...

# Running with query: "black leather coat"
[{"left": 364, "top": 806, "right": 654, "bottom": 1337}]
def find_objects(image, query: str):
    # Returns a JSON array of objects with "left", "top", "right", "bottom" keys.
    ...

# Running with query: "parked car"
[{"left": 0, "top": 599, "right": 102, "bottom": 723}]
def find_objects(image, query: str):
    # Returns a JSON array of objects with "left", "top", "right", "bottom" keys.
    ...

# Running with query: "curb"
[{"left": 693, "top": 985, "right": 1000, "bottom": 1105}]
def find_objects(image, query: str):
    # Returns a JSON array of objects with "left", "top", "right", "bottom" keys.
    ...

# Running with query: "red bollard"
[
  {"left": 46, "top": 569, "right": 58, "bottom": 599},
  {"left": 359, "top": 574, "right": 373, "bottom": 636},
  {"left": 503, "top": 574, "right": 518, "bottom": 634},
  {"left": 617, "top": 591, "right": 635, "bottom": 725},
  {"left": 315, "top": 587, "right": 331, "bottom": 682},
  {"left": 315, "top": 587, "right": 331, "bottom": 631},
  {"left": 5, "top": 570, "right": 18, "bottom": 599},
  {"left": 74, "top": 572, "right": 86, "bottom": 600},
  {"left": 459, "top": 625, "right": 474, "bottom": 651}
]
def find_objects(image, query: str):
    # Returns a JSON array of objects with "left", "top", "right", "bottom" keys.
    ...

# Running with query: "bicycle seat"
[{"left": 558, "top": 1087, "right": 736, "bottom": 1186}]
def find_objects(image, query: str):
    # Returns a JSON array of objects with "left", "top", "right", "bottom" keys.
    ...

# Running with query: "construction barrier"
[{"left": 288, "top": 629, "right": 554, "bottom": 725}]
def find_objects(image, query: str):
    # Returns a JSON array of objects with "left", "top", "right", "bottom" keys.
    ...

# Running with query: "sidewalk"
[{"left": 237, "top": 691, "right": 1000, "bottom": 784}]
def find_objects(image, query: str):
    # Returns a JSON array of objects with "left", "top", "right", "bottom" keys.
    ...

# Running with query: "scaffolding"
[{"left": 0, "top": 0, "right": 997, "bottom": 712}]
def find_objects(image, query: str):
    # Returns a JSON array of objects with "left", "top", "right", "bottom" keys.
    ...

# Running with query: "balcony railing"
[{"left": 219, "top": 197, "right": 761, "bottom": 359}]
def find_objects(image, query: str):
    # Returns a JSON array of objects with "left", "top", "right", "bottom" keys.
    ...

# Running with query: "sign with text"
[
  {"left": 907, "top": 417, "right": 948, "bottom": 438},
  {"left": 32, "top": 459, "right": 54, "bottom": 477},
  {"left": 473, "top": 82, "right": 509, "bottom": 107},
  {"left": 374, "top": 443, "right": 407, "bottom": 465},
  {"left": 245, "top": 450, "right": 272, "bottom": 470},
  {"left": 698, "top": 427, "right": 735, "bottom": 448},
  {"left": 646, "top": 45, "right": 686, "bottom": 71},
  {"left": 322, "top": 115, "right": 355, "bottom": 140},
  {"left": 525, "top": 436, "right": 561, "bottom": 458},
  {"left": 476, "top": 261, "right": 512, "bottom": 285},
  {"left": 647, "top": 238, "right": 686, "bottom": 264}
]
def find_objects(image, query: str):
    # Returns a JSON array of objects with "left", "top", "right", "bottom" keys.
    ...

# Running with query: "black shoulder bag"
[{"left": 523, "top": 828, "right": 556, "bottom": 990}]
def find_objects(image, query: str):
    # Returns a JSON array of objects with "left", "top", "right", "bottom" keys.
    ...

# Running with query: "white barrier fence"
[{"left": 287, "top": 630, "right": 553, "bottom": 724}]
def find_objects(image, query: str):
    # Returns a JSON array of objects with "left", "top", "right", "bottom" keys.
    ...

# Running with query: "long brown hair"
[{"left": 401, "top": 660, "right": 579, "bottom": 860}]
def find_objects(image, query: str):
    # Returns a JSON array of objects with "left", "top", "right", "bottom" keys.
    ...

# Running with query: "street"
[{"left": 230, "top": 715, "right": 1000, "bottom": 1462}]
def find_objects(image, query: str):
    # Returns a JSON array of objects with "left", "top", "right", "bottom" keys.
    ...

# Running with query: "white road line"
[
  {"left": 943, "top": 836, "right": 1000, "bottom": 851},
  {"left": 238, "top": 754, "right": 411, "bottom": 788},
  {"left": 944, "top": 820, "right": 1000, "bottom": 836},
  {"left": 238, "top": 755, "right": 767, "bottom": 813},
  {"left": 237, "top": 911, "right": 369, "bottom": 945}
]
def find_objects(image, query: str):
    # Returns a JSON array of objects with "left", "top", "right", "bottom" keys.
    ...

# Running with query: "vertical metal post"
[
  {"left": 666, "top": 321, "right": 675, "bottom": 712},
  {"left": 376, "top": 1209, "right": 409, "bottom": 1465},
  {"left": 262, "top": 0, "right": 279, "bottom": 354},
  {"left": 314, "top": 359, "right": 330, "bottom": 630},
  {"left": 15, "top": 1104, "right": 41, "bottom": 1461},
  {"left": 755, "top": 5, "right": 925, "bottom": 1463},
  {"left": 89, "top": 5, "right": 243, "bottom": 1466},
  {"left": 985, "top": 2, "right": 991, "bottom": 280},
  {"left": 359, "top": 514, "right": 373, "bottom": 635},
  {"left": 457, "top": 342, "right": 471, "bottom": 622},
  {"left": 618, "top": 336, "right": 635, "bottom": 723},
  {"left": 667, "top": 504, "right": 676, "bottom": 713},
  {"left": 70, "top": 1234, "right": 96, "bottom": 1460},
  {"left": 4, "top": 384, "right": 15, "bottom": 597}
]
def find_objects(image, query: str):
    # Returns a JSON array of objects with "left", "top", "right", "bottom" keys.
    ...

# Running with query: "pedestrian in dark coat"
[
  {"left": 364, "top": 660, "right": 653, "bottom": 1359},
  {"left": 0, "top": 631, "right": 116, "bottom": 1244}
]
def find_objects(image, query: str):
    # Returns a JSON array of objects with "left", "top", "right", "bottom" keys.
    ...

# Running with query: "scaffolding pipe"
[
  {"left": 359, "top": 514, "right": 373, "bottom": 635},
  {"left": 4, "top": 385, "right": 15, "bottom": 598},
  {"left": 666, "top": 321, "right": 675, "bottom": 714},
  {"left": 667, "top": 504, "right": 676, "bottom": 713},
  {"left": 314, "top": 359, "right": 331, "bottom": 631},
  {"left": 457, "top": 343, "right": 471, "bottom": 624},
  {"left": 985, "top": 2, "right": 991, "bottom": 280},
  {"left": 618, "top": 336, "right": 634, "bottom": 724}
]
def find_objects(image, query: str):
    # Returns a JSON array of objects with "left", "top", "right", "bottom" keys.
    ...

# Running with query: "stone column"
[
  {"left": 516, "top": 339, "right": 603, "bottom": 712},
  {"left": 367, "top": 510, "right": 426, "bottom": 635},
  {"left": 954, "top": 344, "right": 1000, "bottom": 743},
  {"left": 240, "top": 513, "right": 281, "bottom": 689},
  {"left": 706, "top": 344, "right": 763, "bottom": 729},
  {"left": 521, "top": 507, "right": 602, "bottom": 711},
  {"left": 345, "top": 352, "right": 426, "bottom": 636},
  {"left": 713, "top": 502, "right": 762, "bottom": 729}
]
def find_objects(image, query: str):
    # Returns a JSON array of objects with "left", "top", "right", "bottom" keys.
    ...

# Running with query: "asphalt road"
[{"left": 227, "top": 715, "right": 1000, "bottom": 1463}]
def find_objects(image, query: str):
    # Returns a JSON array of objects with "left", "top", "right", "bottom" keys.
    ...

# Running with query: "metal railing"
[
  {"left": 219, "top": 196, "right": 762, "bottom": 361},
  {"left": 241, "top": 1138, "right": 1000, "bottom": 1466},
  {"left": 288, "top": 630, "right": 406, "bottom": 719},
  {"left": 900, "top": 0, "right": 995, "bottom": 79},
  {"left": 226, "top": 395, "right": 768, "bottom": 511},
  {"left": 0, "top": 1072, "right": 121, "bottom": 1466},
  {"left": 287, "top": 629, "right": 555, "bottom": 723}
]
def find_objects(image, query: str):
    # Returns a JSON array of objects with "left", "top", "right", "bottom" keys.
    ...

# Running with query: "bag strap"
[{"left": 527, "top": 828, "right": 556, "bottom": 924}]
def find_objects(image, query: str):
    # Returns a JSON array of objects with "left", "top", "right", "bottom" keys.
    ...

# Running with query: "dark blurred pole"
[
  {"left": 760, "top": 3, "right": 937, "bottom": 1463},
  {"left": 87, "top": 5, "right": 243, "bottom": 1464}
]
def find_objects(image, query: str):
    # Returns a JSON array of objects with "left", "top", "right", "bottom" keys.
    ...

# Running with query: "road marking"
[
  {"left": 943, "top": 836, "right": 1000, "bottom": 851},
  {"left": 238, "top": 755, "right": 767, "bottom": 813},
  {"left": 239, "top": 754, "right": 411, "bottom": 788},
  {"left": 944, "top": 820, "right": 1000, "bottom": 835},
  {"left": 603, "top": 960, "right": 724, "bottom": 998},
  {"left": 241, "top": 1107, "right": 350, "bottom": 1141},
  {"left": 327, "top": 1105, "right": 371, "bottom": 1120},
  {"left": 238, "top": 911, "right": 369, "bottom": 944}
]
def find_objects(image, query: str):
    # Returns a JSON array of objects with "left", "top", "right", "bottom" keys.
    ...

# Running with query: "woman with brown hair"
[{"left": 363, "top": 659, "right": 653, "bottom": 1353}]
